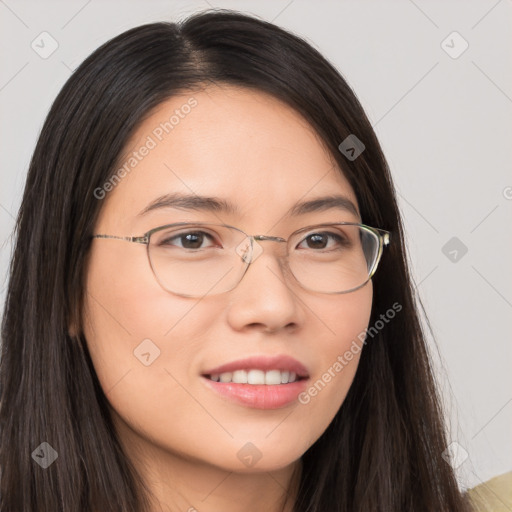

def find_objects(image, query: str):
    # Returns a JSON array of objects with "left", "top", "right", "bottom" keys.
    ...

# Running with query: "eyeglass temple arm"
[{"left": 92, "top": 234, "right": 149, "bottom": 244}]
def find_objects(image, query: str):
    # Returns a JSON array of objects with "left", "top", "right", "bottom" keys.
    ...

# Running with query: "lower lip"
[{"left": 201, "top": 376, "right": 309, "bottom": 409}]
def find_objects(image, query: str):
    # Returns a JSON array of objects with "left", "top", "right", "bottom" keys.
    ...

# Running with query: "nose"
[{"left": 225, "top": 239, "right": 305, "bottom": 334}]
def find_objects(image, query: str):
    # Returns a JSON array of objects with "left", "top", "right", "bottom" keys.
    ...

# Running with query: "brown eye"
[
  {"left": 159, "top": 230, "right": 218, "bottom": 250},
  {"left": 297, "top": 232, "right": 349, "bottom": 251}
]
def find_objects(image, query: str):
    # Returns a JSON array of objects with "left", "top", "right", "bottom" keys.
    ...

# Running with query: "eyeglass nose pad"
[{"left": 235, "top": 236, "right": 263, "bottom": 264}]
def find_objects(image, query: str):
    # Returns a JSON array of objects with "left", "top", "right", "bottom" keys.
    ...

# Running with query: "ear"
[
  {"left": 67, "top": 309, "right": 80, "bottom": 338},
  {"left": 68, "top": 321, "right": 78, "bottom": 338}
]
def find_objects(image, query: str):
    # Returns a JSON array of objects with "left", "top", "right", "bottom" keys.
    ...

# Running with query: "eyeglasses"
[{"left": 91, "top": 221, "right": 390, "bottom": 298}]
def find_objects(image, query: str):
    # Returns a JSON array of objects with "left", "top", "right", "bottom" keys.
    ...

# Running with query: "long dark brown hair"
[{"left": 0, "top": 9, "right": 473, "bottom": 511}]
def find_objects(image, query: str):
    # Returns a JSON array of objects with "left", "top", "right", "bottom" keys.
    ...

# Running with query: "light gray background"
[{"left": 1, "top": 0, "right": 511, "bottom": 493}]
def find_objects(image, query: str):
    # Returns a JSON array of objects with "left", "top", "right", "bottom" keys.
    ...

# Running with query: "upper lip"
[{"left": 202, "top": 355, "right": 310, "bottom": 378}]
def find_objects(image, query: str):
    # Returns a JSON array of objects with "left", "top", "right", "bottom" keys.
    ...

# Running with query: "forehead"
[{"left": 99, "top": 84, "right": 359, "bottom": 228}]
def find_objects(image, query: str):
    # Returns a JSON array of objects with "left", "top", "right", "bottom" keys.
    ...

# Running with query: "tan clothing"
[{"left": 465, "top": 471, "right": 512, "bottom": 512}]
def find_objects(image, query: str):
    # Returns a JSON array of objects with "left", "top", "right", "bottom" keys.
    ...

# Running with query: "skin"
[{"left": 81, "top": 84, "right": 373, "bottom": 512}]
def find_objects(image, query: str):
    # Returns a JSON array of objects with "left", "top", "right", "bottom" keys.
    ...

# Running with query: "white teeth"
[
  {"left": 247, "top": 369, "right": 265, "bottom": 385},
  {"left": 208, "top": 369, "right": 301, "bottom": 385},
  {"left": 264, "top": 370, "right": 282, "bottom": 385},
  {"left": 233, "top": 370, "right": 247, "bottom": 384},
  {"left": 219, "top": 372, "right": 232, "bottom": 383}
]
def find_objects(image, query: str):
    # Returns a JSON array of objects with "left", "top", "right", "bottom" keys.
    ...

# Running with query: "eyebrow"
[{"left": 137, "top": 192, "right": 360, "bottom": 219}]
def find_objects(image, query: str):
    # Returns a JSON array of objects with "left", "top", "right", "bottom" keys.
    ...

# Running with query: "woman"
[{"left": 0, "top": 9, "right": 473, "bottom": 512}]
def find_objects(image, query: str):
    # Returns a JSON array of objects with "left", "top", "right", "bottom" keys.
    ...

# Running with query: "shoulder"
[{"left": 464, "top": 471, "right": 512, "bottom": 511}]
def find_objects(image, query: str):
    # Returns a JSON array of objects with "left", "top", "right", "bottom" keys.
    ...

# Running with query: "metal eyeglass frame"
[{"left": 91, "top": 221, "right": 391, "bottom": 297}]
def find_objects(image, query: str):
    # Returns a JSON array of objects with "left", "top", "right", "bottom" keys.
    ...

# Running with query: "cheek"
[
  {"left": 82, "top": 245, "right": 217, "bottom": 421},
  {"left": 295, "top": 283, "right": 372, "bottom": 434},
  {"left": 83, "top": 241, "right": 206, "bottom": 406},
  {"left": 83, "top": 241, "right": 216, "bottom": 347},
  {"left": 327, "top": 282, "right": 373, "bottom": 360}
]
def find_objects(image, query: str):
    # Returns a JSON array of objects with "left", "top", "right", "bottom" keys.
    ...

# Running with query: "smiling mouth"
[{"left": 203, "top": 369, "right": 307, "bottom": 385}]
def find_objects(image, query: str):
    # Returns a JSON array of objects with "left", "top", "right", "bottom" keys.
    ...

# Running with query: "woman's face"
[{"left": 82, "top": 85, "right": 373, "bottom": 475}]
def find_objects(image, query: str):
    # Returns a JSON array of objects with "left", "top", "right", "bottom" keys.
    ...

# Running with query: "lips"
[
  {"left": 201, "top": 354, "right": 311, "bottom": 409},
  {"left": 202, "top": 354, "right": 310, "bottom": 379}
]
